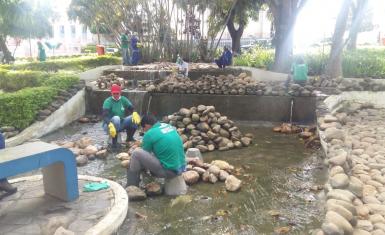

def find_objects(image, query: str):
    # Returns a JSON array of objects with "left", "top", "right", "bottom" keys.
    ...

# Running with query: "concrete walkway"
[
  {"left": 234, "top": 66, "right": 288, "bottom": 81},
  {"left": 0, "top": 175, "right": 128, "bottom": 235}
]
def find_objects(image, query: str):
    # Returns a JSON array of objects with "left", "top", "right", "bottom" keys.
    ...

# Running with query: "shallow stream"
[{"left": 43, "top": 122, "right": 326, "bottom": 235}]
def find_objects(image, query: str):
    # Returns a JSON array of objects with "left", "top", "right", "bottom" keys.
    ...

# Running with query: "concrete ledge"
[
  {"left": 6, "top": 89, "right": 86, "bottom": 147},
  {"left": 8, "top": 175, "right": 128, "bottom": 235}
]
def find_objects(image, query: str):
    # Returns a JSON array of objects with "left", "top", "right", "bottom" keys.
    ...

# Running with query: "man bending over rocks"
[{"left": 126, "top": 115, "right": 186, "bottom": 187}]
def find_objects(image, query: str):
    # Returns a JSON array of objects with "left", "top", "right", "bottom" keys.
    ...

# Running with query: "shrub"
[
  {"left": 0, "top": 86, "right": 58, "bottom": 129},
  {"left": 42, "top": 74, "right": 79, "bottom": 90},
  {"left": 0, "top": 70, "right": 49, "bottom": 92},
  {"left": 8, "top": 55, "right": 121, "bottom": 72},
  {"left": 234, "top": 47, "right": 274, "bottom": 69}
]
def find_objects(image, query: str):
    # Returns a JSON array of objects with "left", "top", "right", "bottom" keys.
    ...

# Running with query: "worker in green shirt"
[
  {"left": 126, "top": 114, "right": 186, "bottom": 187},
  {"left": 291, "top": 57, "right": 308, "bottom": 85},
  {"left": 102, "top": 84, "right": 141, "bottom": 150},
  {"left": 121, "top": 30, "right": 130, "bottom": 65}
]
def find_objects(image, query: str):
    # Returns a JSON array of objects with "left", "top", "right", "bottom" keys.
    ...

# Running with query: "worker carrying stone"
[
  {"left": 102, "top": 84, "right": 141, "bottom": 150},
  {"left": 126, "top": 114, "right": 186, "bottom": 189}
]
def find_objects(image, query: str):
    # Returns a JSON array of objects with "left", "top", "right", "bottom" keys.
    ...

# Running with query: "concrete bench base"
[{"left": 164, "top": 175, "right": 187, "bottom": 196}]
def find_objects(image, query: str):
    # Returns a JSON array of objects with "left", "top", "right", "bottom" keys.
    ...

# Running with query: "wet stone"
[
  {"left": 330, "top": 173, "right": 349, "bottom": 189},
  {"left": 126, "top": 186, "right": 147, "bottom": 201}
]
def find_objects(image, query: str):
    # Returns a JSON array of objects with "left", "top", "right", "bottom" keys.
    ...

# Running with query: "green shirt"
[
  {"left": 121, "top": 34, "right": 129, "bottom": 49},
  {"left": 142, "top": 122, "right": 186, "bottom": 171},
  {"left": 102, "top": 96, "right": 133, "bottom": 119},
  {"left": 291, "top": 63, "right": 308, "bottom": 81}
]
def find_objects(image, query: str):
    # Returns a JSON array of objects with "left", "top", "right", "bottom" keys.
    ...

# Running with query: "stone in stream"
[
  {"left": 324, "top": 127, "right": 345, "bottom": 141},
  {"left": 330, "top": 173, "right": 349, "bottom": 189},
  {"left": 121, "top": 160, "right": 130, "bottom": 168},
  {"left": 76, "top": 155, "right": 88, "bottom": 166},
  {"left": 208, "top": 165, "right": 220, "bottom": 176},
  {"left": 356, "top": 220, "right": 374, "bottom": 232},
  {"left": 218, "top": 170, "right": 230, "bottom": 181},
  {"left": 209, "top": 173, "right": 218, "bottom": 184},
  {"left": 211, "top": 160, "right": 234, "bottom": 171},
  {"left": 322, "top": 222, "right": 344, "bottom": 235},
  {"left": 83, "top": 145, "right": 98, "bottom": 156},
  {"left": 76, "top": 137, "right": 93, "bottom": 149},
  {"left": 225, "top": 175, "right": 242, "bottom": 192},
  {"left": 145, "top": 182, "right": 162, "bottom": 196},
  {"left": 183, "top": 171, "right": 200, "bottom": 185},
  {"left": 126, "top": 186, "right": 147, "bottom": 201},
  {"left": 95, "top": 149, "right": 108, "bottom": 159}
]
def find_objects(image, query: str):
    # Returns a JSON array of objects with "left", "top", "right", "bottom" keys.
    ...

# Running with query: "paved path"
[{"left": 0, "top": 175, "right": 127, "bottom": 235}]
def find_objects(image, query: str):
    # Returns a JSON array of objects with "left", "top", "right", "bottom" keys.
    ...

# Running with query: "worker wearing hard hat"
[{"left": 102, "top": 84, "right": 141, "bottom": 150}]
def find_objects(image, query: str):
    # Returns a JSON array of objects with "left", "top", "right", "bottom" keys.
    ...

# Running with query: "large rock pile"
[
  {"left": 316, "top": 102, "right": 385, "bottom": 235},
  {"left": 184, "top": 158, "right": 242, "bottom": 192},
  {"left": 145, "top": 73, "right": 316, "bottom": 96},
  {"left": 162, "top": 105, "right": 253, "bottom": 152},
  {"left": 96, "top": 73, "right": 130, "bottom": 90},
  {"left": 53, "top": 137, "right": 108, "bottom": 166}
]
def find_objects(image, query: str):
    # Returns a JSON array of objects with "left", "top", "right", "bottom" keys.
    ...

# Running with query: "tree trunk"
[
  {"left": 325, "top": 0, "right": 352, "bottom": 79},
  {"left": 0, "top": 35, "right": 14, "bottom": 63},
  {"left": 270, "top": 1, "right": 297, "bottom": 73},
  {"left": 226, "top": 9, "right": 244, "bottom": 55},
  {"left": 347, "top": 0, "right": 368, "bottom": 50}
]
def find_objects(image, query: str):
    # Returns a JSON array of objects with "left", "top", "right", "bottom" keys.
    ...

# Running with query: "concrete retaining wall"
[{"left": 86, "top": 89, "right": 316, "bottom": 123}]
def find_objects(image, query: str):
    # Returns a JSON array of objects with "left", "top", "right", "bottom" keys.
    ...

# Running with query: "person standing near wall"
[
  {"left": 130, "top": 35, "right": 141, "bottom": 65},
  {"left": 0, "top": 132, "right": 18, "bottom": 197},
  {"left": 121, "top": 30, "right": 130, "bottom": 65},
  {"left": 37, "top": 41, "right": 46, "bottom": 62}
]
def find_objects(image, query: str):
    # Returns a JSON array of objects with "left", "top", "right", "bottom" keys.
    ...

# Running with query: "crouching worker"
[
  {"left": 126, "top": 114, "right": 186, "bottom": 187},
  {"left": 215, "top": 46, "right": 232, "bottom": 69},
  {"left": 0, "top": 132, "right": 17, "bottom": 198},
  {"left": 102, "top": 84, "right": 141, "bottom": 150}
]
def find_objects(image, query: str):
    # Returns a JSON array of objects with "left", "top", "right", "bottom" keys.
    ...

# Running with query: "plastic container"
[
  {"left": 185, "top": 148, "right": 202, "bottom": 160},
  {"left": 96, "top": 45, "right": 105, "bottom": 56}
]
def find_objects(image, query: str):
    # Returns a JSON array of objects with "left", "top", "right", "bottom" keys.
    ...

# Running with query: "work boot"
[
  {"left": 126, "top": 128, "right": 136, "bottom": 143},
  {"left": 108, "top": 136, "right": 121, "bottom": 152},
  {"left": 0, "top": 179, "right": 17, "bottom": 194}
]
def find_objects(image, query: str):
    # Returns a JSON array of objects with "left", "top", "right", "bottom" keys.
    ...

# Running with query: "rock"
[
  {"left": 348, "top": 176, "right": 364, "bottom": 197},
  {"left": 53, "top": 227, "right": 75, "bottom": 235},
  {"left": 95, "top": 149, "right": 108, "bottom": 159},
  {"left": 191, "top": 114, "right": 200, "bottom": 122},
  {"left": 145, "top": 182, "right": 162, "bottom": 196},
  {"left": 179, "top": 108, "right": 191, "bottom": 117},
  {"left": 209, "top": 173, "right": 218, "bottom": 183},
  {"left": 211, "top": 160, "right": 234, "bottom": 171},
  {"left": 225, "top": 175, "right": 242, "bottom": 192},
  {"left": 241, "top": 137, "right": 251, "bottom": 147},
  {"left": 327, "top": 202, "right": 354, "bottom": 223},
  {"left": 0, "top": 126, "right": 15, "bottom": 132},
  {"left": 76, "top": 155, "right": 88, "bottom": 166},
  {"left": 40, "top": 215, "right": 73, "bottom": 235},
  {"left": 76, "top": 137, "right": 93, "bottom": 149},
  {"left": 299, "top": 131, "right": 313, "bottom": 138},
  {"left": 327, "top": 189, "right": 356, "bottom": 202},
  {"left": 324, "top": 114, "right": 339, "bottom": 123},
  {"left": 218, "top": 170, "right": 230, "bottom": 181},
  {"left": 372, "top": 229, "right": 385, "bottom": 235},
  {"left": 356, "top": 205, "right": 370, "bottom": 219},
  {"left": 197, "top": 122, "right": 210, "bottom": 132},
  {"left": 370, "top": 214, "right": 385, "bottom": 224},
  {"left": 83, "top": 145, "right": 98, "bottom": 156},
  {"left": 116, "top": 152, "right": 130, "bottom": 161},
  {"left": 121, "top": 160, "right": 130, "bottom": 168},
  {"left": 325, "top": 211, "right": 353, "bottom": 235},
  {"left": 202, "top": 171, "right": 210, "bottom": 182},
  {"left": 69, "top": 148, "right": 81, "bottom": 156},
  {"left": 356, "top": 220, "right": 373, "bottom": 232},
  {"left": 61, "top": 141, "right": 75, "bottom": 149},
  {"left": 322, "top": 222, "right": 344, "bottom": 235},
  {"left": 196, "top": 145, "right": 208, "bottom": 153},
  {"left": 208, "top": 165, "right": 221, "bottom": 176},
  {"left": 325, "top": 127, "right": 345, "bottom": 141},
  {"left": 330, "top": 166, "right": 345, "bottom": 177},
  {"left": 126, "top": 186, "right": 147, "bottom": 201},
  {"left": 327, "top": 199, "right": 357, "bottom": 215},
  {"left": 330, "top": 173, "right": 349, "bottom": 189},
  {"left": 353, "top": 229, "right": 371, "bottom": 235},
  {"left": 328, "top": 151, "right": 347, "bottom": 166},
  {"left": 192, "top": 167, "right": 206, "bottom": 175},
  {"left": 78, "top": 117, "right": 90, "bottom": 123},
  {"left": 183, "top": 171, "right": 200, "bottom": 185}
]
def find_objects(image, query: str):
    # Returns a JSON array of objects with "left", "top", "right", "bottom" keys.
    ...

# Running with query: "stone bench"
[{"left": 0, "top": 141, "right": 79, "bottom": 202}]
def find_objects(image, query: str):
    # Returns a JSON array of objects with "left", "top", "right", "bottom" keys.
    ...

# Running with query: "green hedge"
[
  {"left": 234, "top": 48, "right": 385, "bottom": 78},
  {"left": 0, "top": 87, "right": 58, "bottom": 129},
  {"left": 0, "top": 71, "right": 79, "bottom": 92},
  {"left": 6, "top": 55, "right": 121, "bottom": 72}
]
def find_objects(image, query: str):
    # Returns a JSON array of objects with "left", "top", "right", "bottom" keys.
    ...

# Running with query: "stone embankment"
[{"left": 315, "top": 100, "right": 385, "bottom": 235}]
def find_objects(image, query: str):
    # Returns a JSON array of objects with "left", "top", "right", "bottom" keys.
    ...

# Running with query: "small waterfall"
[
  {"left": 289, "top": 98, "right": 294, "bottom": 124},
  {"left": 146, "top": 94, "right": 153, "bottom": 114}
]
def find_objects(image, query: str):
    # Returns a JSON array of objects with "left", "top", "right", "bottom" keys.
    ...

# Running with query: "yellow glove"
[
  {"left": 132, "top": 112, "right": 141, "bottom": 125},
  {"left": 108, "top": 122, "right": 117, "bottom": 138}
]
